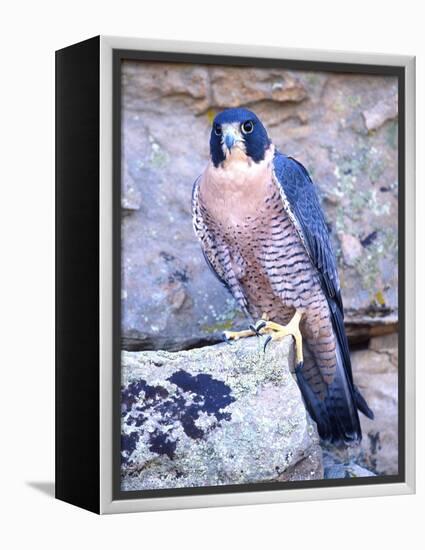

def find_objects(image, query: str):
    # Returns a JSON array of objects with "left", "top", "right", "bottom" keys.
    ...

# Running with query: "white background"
[{"left": 1, "top": 0, "right": 423, "bottom": 548}]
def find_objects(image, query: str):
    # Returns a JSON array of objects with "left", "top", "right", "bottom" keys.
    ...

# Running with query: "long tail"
[
  {"left": 296, "top": 301, "right": 374, "bottom": 444},
  {"left": 296, "top": 341, "right": 371, "bottom": 443}
]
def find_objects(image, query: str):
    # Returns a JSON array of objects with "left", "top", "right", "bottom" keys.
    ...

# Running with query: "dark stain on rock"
[
  {"left": 159, "top": 250, "right": 189, "bottom": 283},
  {"left": 121, "top": 380, "right": 171, "bottom": 465},
  {"left": 121, "top": 432, "right": 139, "bottom": 464},
  {"left": 361, "top": 230, "right": 378, "bottom": 248},
  {"left": 169, "top": 370, "right": 235, "bottom": 419},
  {"left": 149, "top": 430, "right": 177, "bottom": 459},
  {"left": 159, "top": 251, "right": 176, "bottom": 263},
  {"left": 169, "top": 268, "right": 189, "bottom": 284},
  {"left": 121, "top": 379, "right": 169, "bottom": 415},
  {"left": 121, "top": 371, "right": 234, "bottom": 463},
  {"left": 180, "top": 414, "right": 205, "bottom": 439},
  {"left": 368, "top": 431, "right": 381, "bottom": 455}
]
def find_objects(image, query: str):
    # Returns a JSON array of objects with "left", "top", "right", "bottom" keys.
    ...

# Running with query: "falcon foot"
[
  {"left": 223, "top": 311, "right": 304, "bottom": 367},
  {"left": 259, "top": 311, "right": 304, "bottom": 366},
  {"left": 222, "top": 314, "right": 269, "bottom": 342}
]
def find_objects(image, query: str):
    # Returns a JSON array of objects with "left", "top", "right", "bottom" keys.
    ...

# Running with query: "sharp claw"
[
  {"left": 249, "top": 320, "right": 267, "bottom": 337},
  {"left": 263, "top": 335, "right": 273, "bottom": 353},
  {"left": 222, "top": 332, "right": 232, "bottom": 345}
]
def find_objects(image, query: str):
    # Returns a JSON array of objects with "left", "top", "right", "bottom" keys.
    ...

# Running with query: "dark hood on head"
[{"left": 210, "top": 108, "right": 271, "bottom": 167}]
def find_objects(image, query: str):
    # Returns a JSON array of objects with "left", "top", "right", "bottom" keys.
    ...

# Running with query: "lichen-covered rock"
[
  {"left": 120, "top": 61, "right": 398, "bottom": 351},
  {"left": 120, "top": 337, "right": 323, "bottom": 491}
]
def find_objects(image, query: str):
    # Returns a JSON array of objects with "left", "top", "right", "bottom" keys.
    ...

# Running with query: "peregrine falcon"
[{"left": 192, "top": 107, "right": 373, "bottom": 443}]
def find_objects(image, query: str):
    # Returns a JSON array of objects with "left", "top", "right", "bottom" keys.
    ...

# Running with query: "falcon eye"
[
  {"left": 214, "top": 124, "right": 222, "bottom": 136},
  {"left": 241, "top": 120, "right": 254, "bottom": 134}
]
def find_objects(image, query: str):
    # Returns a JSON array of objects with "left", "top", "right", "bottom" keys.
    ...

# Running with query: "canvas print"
[{"left": 119, "top": 58, "right": 399, "bottom": 493}]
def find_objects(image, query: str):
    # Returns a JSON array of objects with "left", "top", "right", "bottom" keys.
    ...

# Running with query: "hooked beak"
[
  {"left": 224, "top": 133, "right": 235, "bottom": 150},
  {"left": 222, "top": 126, "right": 240, "bottom": 153}
]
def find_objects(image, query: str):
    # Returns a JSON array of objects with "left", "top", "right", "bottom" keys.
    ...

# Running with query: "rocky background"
[{"left": 120, "top": 60, "right": 399, "bottom": 482}]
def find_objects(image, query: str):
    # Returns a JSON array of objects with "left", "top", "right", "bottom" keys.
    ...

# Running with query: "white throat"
[{"left": 220, "top": 144, "right": 275, "bottom": 186}]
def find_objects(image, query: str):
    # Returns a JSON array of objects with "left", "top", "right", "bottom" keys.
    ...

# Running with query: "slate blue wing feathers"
[
  {"left": 272, "top": 152, "right": 374, "bottom": 422},
  {"left": 272, "top": 152, "right": 343, "bottom": 312}
]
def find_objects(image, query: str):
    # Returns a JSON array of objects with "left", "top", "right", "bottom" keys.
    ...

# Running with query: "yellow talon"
[
  {"left": 223, "top": 328, "right": 255, "bottom": 341},
  {"left": 223, "top": 310, "right": 303, "bottom": 366},
  {"left": 259, "top": 310, "right": 304, "bottom": 364},
  {"left": 222, "top": 313, "right": 270, "bottom": 341}
]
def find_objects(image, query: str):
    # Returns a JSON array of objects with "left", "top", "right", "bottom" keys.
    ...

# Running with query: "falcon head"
[{"left": 209, "top": 108, "right": 271, "bottom": 167}]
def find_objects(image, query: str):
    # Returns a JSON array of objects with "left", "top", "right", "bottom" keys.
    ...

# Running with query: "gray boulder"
[{"left": 120, "top": 336, "right": 323, "bottom": 491}]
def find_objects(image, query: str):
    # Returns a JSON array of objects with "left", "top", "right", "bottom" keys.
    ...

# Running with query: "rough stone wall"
[
  {"left": 121, "top": 60, "right": 398, "bottom": 352},
  {"left": 352, "top": 333, "right": 399, "bottom": 474}
]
